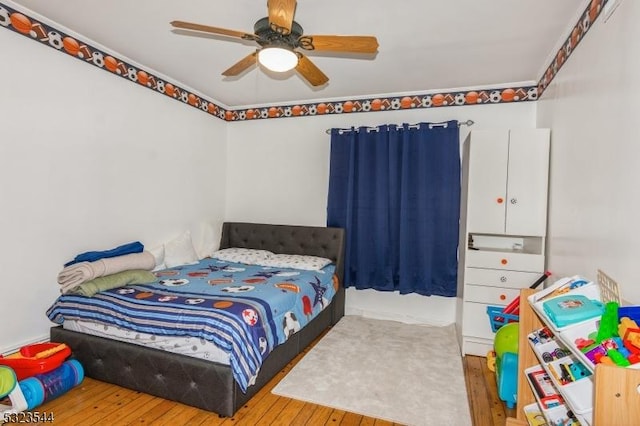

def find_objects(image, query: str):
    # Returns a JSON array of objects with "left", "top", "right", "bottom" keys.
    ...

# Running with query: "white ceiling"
[{"left": 10, "top": 0, "right": 586, "bottom": 108}]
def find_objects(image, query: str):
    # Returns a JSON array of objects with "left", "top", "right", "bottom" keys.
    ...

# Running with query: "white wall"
[
  {"left": 538, "top": 1, "right": 640, "bottom": 303},
  {"left": 0, "top": 29, "right": 227, "bottom": 353},
  {"left": 227, "top": 102, "right": 537, "bottom": 325}
]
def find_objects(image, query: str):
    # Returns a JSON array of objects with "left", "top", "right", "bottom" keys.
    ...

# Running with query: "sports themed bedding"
[{"left": 46, "top": 257, "right": 338, "bottom": 392}]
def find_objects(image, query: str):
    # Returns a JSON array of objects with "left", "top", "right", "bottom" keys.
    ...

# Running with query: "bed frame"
[{"left": 50, "top": 222, "right": 345, "bottom": 417}]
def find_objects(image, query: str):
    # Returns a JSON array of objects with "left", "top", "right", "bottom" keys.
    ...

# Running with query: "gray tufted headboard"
[{"left": 219, "top": 222, "right": 345, "bottom": 286}]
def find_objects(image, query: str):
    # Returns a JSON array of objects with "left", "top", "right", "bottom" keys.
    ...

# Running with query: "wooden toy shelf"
[{"left": 506, "top": 288, "right": 640, "bottom": 426}]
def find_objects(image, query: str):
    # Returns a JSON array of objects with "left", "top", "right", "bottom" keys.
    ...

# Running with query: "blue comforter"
[{"left": 47, "top": 258, "right": 337, "bottom": 392}]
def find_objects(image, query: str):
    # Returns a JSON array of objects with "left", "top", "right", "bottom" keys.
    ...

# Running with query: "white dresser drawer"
[
  {"left": 465, "top": 268, "right": 542, "bottom": 289},
  {"left": 466, "top": 250, "right": 544, "bottom": 272},
  {"left": 464, "top": 284, "right": 520, "bottom": 305},
  {"left": 462, "top": 301, "right": 499, "bottom": 341}
]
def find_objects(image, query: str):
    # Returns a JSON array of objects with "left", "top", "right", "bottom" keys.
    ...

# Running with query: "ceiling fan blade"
[
  {"left": 299, "top": 35, "right": 379, "bottom": 54},
  {"left": 171, "top": 20, "right": 257, "bottom": 41},
  {"left": 296, "top": 54, "right": 329, "bottom": 87},
  {"left": 267, "top": 0, "right": 297, "bottom": 34},
  {"left": 222, "top": 52, "right": 258, "bottom": 76}
]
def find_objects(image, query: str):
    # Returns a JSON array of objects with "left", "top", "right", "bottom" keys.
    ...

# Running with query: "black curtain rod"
[{"left": 325, "top": 119, "right": 474, "bottom": 135}]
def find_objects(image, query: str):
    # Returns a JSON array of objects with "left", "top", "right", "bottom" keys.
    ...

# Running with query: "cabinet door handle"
[
  {"left": 501, "top": 258, "right": 508, "bottom": 265},
  {"left": 496, "top": 197, "right": 504, "bottom": 204},
  {"left": 510, "top": 198, "right": 518, "bottom": 204},
  {"left": 500, "top": 276, "right": 507, "bottom": 282}
]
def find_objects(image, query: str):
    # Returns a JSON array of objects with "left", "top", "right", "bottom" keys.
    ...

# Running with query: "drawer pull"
[
  {"left": 499, "top": 294, "right": 506, "bottom": 301},
  {"left": 496, "top": 197, "right": 504, "bottom": 204},
  {"left": 500, "top": 276, "right": 507, "bottom": 283},
  {"left": 501, "top": 258, "right": 508, "bottom": 265}
]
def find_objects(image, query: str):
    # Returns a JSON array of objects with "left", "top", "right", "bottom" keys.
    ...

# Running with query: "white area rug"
[{"left": 272, "top": 315, "right": 472, "bottom": 426}]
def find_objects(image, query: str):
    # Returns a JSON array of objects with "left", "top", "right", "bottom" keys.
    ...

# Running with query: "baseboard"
[
  {"left": 461, "top": 337, "right": 493, "bottom": 357},
  {"left": 1, "top": 333, "right": 50, "bottom": 356}
]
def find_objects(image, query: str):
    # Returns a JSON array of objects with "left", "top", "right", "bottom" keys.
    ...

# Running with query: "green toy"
[
  {"left": 607, "top": 349, "right": 631, "bottom": 367},
  {"left": 495, "top": 322, "right": 519, "bottom": 358},
  {"left": 0, "top": 366, "right": 17, "bottom": 399},
  {"left": 494, "top": 323, "right": 519, "bottom": 409},
  {"left": 596, "top": 301, "right": 619, "bottom": 343}
]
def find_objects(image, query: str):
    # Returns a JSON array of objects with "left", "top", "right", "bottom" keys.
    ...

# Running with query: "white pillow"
[
  {"left": 257, "top": 254, "right": 333, "bottom": 271},
  {"left": 211, "top": 248, "right": 274, "bottom": 265},
  {"left": 191, "top": 221, "right": 222, "bottom": 260},
  {"left": 148, "top": 244, "right": 166, "bottom": 271},
  {"left": 164, "top": 231, "right": 200, "bottom": 268}
]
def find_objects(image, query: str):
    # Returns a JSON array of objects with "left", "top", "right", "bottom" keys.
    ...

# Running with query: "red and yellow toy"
[{"left": 0, "top": 343, "right": 71, "bottom": 381}]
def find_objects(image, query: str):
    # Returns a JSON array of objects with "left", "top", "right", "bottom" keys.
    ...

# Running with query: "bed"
[{"left": 48, "top": 222, "right": 345, "bottom": 416}]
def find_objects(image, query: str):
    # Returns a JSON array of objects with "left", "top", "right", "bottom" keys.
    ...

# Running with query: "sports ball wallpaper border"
[{"left": 0, "top": 0, "right": 606, "bottom": 122}]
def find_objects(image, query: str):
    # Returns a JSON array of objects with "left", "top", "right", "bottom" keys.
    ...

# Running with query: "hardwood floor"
[
  {"left": 463, "top": 355, "right": 516, "bottom": 426},
  {"left": 9, "top": 340, "right": 514, "bottom": 425}
]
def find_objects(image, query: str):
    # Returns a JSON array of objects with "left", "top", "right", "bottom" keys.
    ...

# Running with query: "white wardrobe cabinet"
[
  {"left": 466, "top": 129, "right": 550, "bottom": 237},
  {"left": 456, "top": 128, "right": 550, "bottom": 357}
]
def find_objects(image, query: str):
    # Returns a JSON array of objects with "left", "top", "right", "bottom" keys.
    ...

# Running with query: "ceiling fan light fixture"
[{"left": 258, "top": 47, "right": 298, "bottom": 72}]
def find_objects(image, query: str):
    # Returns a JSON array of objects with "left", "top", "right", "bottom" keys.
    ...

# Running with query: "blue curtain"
[{"left": 327, "top": 121, "right": 461, "bottom": 296}]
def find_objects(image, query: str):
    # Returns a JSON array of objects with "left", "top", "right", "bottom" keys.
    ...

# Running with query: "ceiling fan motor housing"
[{"left": 254, "top": 17, "right": 303, "bottom": 49}]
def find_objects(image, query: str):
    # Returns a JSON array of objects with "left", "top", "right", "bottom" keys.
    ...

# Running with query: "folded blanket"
[
  {"left": 57, "top": 262, "right": 96, "bottom": 291},
  {"left": 67, "top": 270, "right": 157, "bottom": 297},
  {"left": 58, "top": 251, "right": 156, "bottom": 292},
  {"left": 64, "top": 241, "right": 144, "bottom": 267},
  {"left": 94, "top": 251, "right": 156, "bottom": 276}
]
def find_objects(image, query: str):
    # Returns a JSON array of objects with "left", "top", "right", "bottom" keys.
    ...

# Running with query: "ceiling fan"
[{"left": 170, "top": 0, "right": 379, "bottom": 87}]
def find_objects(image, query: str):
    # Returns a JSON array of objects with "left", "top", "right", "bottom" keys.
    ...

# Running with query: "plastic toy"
[
  {"left": 0, "top": 365, "right": 27, "bottom": 418},
  {"left": 494, "top": 322, "right": 519, "bottom": 358},
  {"left": 0, "top": 366, "right": 17, "bottom": 401},
  {"left": 528, "top": 368, "right": 556, "bottom": 399},
  {"left": 0, "top": 360, "right": 83, "bottom": 419},
  {"left": 596, "top": 301, "right": 619, "bottom": 343},
  {"left": 618, "top": 317, "right": 639, "bottom": 339},
  {"left": 628, "top": 353, "right": 640, "bottom": 364},
  {"left": 594, "top": 352, "right": 614, "bottom": 365},
  {"left": 601, "top": 337, "right": 621, "bottom": 351},
  {"left": 487, "top": 305, "right": 519, "bottom": 333},
  {"left": 0, "top": 343, "right": 71, "bottom": 381},
  {"left": 559, "top": 363, "right": 575, "bottom": 382},
  {"left": 574, "top": 337, "right": 595, "bottom": 350},
  {"left": 625, "top": 330, "right": 640, "bottom": 349},
  {"left": 539, "top": 276, "right": 590, "bottom": 302},
  {"left": 489, "top": 272, "right": 551, "bottom": 330},
  {"left": 618, "top": 306, "right": 640, "bottom": 323},
  {"left": 541, "top": 347, "right": 570, "bottom": 363},
  {"left": 618, "top": 346, "right": 631, "bottom": 359},
  {"left": 541, "top": 394, "right": 563, "bottom": 409},
  {"left": 486, "top": 350, "right": 496, "bottom": 372},
  {"left": 496, "top": 352, "right": 518, "bottom": 408},
  {"left": 494, "top": 322, "right": 519, "bottom": 408},
  {"left": 584, "top": 344, "right": 607, "bottom": 364},
  {"left": 624, "top": 337, "right": 640, "bottom": 355},
  {"left": 607, "top": 349, "right": 631, "bottom": 367},
  {"left": 543, "top": 295, "right": 604, "bottom": 328},
  {"left": 569, "top": 362, "right": 591, "bottom": 380},
  {"left": 525, "top": 410, "right": 547, "bottom": 426}
]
